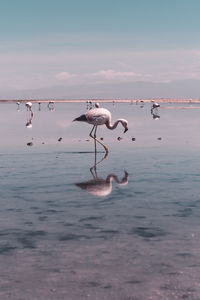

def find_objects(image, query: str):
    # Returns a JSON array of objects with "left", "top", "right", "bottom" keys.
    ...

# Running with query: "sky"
[{"left": 1, "top": 0, "right": 200, "bottom": 99}]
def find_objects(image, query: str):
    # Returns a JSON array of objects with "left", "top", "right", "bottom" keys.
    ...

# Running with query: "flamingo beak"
[{"left": 124, "top": 126, "right": 128, "bottom": 133}]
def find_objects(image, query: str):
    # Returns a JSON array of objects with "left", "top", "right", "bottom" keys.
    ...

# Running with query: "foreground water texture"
[{"left": 1, "top": 101, "right": 200, "bottom": 299}]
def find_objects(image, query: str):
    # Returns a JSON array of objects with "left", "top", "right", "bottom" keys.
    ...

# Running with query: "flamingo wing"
[
  {"left": 86, "top": 113, "right": 108, "bottom": 125},
  {"left": 86, "top": 108, "right": 110, "bottom": 125}
]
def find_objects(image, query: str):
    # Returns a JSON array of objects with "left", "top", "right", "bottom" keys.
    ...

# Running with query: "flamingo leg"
[
  {"left": 94, "top": 140, "right": 97, "bottom": 174},
  {"left": 94, "top": 138, "right": 97, "bottom": 155},
  {"left": 89, "top": 125, "right": 108, "bottom": 154},
  {"left": 89, "top": 125, "right": 96, "bottom": 138},
  {"left": 94, "top": 126, "right": 97, "bottom": 138},
  {"left": 90, "top": 151, "right": 108, "bottom": 176},
  {"left": 94, "top": 127, "right": 97, "bottom": 154}
]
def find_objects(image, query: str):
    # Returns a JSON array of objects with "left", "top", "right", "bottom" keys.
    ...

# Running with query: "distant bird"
[
  {"left": 48, "top": 101, "right": 55, "bottom": 111},
  {"left": 152, "top": 102, "right": 160, "bottom": 109},
  {"left": 88, "top": 101, "right": 93, "bottom": 110},
  {"left": 73, "top": 107, "right": 128, "bottom": 153},
  {"left": 25, "top": 102, "right": 32, "bottom": 111}
]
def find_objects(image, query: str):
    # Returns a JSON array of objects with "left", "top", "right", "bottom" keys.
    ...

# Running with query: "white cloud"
[
  {"left": 92, "top": 69, "right": 141, "bottom": 80},
  {"left": 53, "top": 69, "right": 151, "bottom": 86},
  {"left": 1, "top": 48, "right": 200, "bottom": 91},
  {"left": 55, "top": 72, "right": 75, "bottom": 80}
]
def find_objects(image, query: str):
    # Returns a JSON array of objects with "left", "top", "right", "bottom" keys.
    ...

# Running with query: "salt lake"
[{"left": 0, "top": 101, "right": 200, "bottom": 299}]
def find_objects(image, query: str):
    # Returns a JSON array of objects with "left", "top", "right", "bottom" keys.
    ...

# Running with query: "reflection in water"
[
  {"left": 2, "top": 102, "right": 200, "bottom": 299},
  {"left": 26, "top": 111, "right": 34, "bottom": 128},
  {"left": 75, "top": 150, "right": 128, "bottom": 196},
  {"left": 152, "top": 111, "right": 160, "bottom": 120},
  {"left": 151, "top": 107, "right": 160, "bottom": 120},
  {"left": 16, "top": 101, "right": 20, "bottom": 112},
  {"left": 76, "top": 168, "right": 128, "bottom": 197},
  {"left": 151, "top": 101, "right": 160, "bottom": 120},
  {"left": 140, "top": 100, "right": 144, "bottom": 109}
]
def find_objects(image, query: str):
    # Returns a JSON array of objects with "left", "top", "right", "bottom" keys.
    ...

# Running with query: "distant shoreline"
[{"left": 0, "top": 98, "right": 200, "bottom": 104}]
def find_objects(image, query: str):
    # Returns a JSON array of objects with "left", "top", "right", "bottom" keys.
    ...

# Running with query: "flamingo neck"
[
  {"left": 106, "top": 119, "right": 122, "bottom": 130},
  {"left": 106, "top": 174, "right": 117, "bottom": 183},
  {"left": 106, "top": 172, "right": 128, "bottom": 185}
]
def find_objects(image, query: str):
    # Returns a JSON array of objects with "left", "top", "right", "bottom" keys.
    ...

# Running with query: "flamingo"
[
  {"left": 73, "top": 107, "right": 128, "bottom": 153},
  {"left": 48, "top": 101, "right": 55, "bottom": 112},
  {"left": 25, "top": 102, "right": 32, "bottom": 112},
  {"left": 152, "top": 101, "right": 160, "bottom": 109}
]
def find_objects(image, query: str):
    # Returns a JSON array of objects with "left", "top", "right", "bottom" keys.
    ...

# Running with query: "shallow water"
[{"left": 1, "top": 102, "right": 200, "bottom": 299}]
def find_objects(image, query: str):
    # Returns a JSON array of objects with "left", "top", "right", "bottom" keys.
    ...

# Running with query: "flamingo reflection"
[
  {"left": 16, "top": 101, "right": 20, "bottom": 112},
  {"left": 75, "top": 148, "right": 128, "bottom": 196},
  {"left": 151, "top": 111, "right": 160, "bottom": 120},
  {"left": 76, "top": 170, "right": 128, "bottom": 197},
  {"left": 25, "top": 103, "right": 34, "bottom": 128},
  {"left": 25, "top": 111, "right": 34, "bottom": 128},
  {"left": 151, "top": 104, "right": 160, "bottom": 120}
]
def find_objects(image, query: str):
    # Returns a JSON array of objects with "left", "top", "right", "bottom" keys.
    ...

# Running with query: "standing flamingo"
[
  {"left": 73, "top": 107, "right": 128, "bottom": 153},
  {"left": 151, "top": 101, "right": 160, "bottom": 109},
  {"left": 25, "top": 102, "right": 33, "bottom": 112}
]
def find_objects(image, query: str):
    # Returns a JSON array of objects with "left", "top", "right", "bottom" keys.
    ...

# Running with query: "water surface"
[{"left": 0, "top": 102, "right": 200, "bottom": 299}]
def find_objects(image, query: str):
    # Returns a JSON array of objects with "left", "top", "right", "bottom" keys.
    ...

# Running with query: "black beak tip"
[{"left": 124, "top": 127, "right": 128, "bottom": 133}]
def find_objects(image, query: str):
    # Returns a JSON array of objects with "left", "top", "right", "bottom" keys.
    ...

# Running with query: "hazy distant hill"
[{"left": 0, "top": 79, "right": 199, "bottom": 100}]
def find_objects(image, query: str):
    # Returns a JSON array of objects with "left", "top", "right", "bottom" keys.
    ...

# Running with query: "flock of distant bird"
[
  {"left": 16, "top": 100, "right": 161, "bottom": 152},
  {"left": 17, "top": 101, "right": 55, "bottom": 112},
  {"left": 74, "top": 100, "right": 160, "bottom": 153}
]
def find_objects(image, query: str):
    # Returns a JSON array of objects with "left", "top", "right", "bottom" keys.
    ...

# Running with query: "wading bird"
[
  {"left": 25, "top": 102, "right": 33, "bottom": 112},
  {"left": 152, "top": 101, "right": 160, "bottom": 109},
  {"left": 73, "top": 107, "right": 128, "bottom": 153}
]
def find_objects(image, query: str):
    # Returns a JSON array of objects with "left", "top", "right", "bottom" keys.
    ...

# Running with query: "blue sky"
[{"left": 1, "top": 0, "right": 200, "bottom": 98}]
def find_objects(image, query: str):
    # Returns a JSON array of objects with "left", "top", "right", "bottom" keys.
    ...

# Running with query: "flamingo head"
[{"left": 121, "top": 119, "right": 128, "bottom": 133}]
